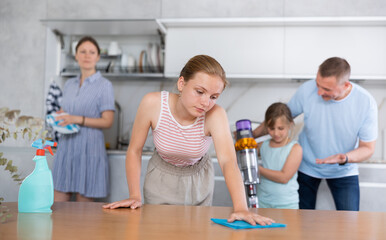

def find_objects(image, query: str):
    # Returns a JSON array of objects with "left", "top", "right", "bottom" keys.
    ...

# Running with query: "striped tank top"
[{"left": 153, "top": 91, "right": 213, "bottom": 167}]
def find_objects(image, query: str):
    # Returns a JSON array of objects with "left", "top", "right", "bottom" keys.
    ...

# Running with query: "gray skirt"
[{"left": 143, "top": 151, "right": 214, "bottom": 206}]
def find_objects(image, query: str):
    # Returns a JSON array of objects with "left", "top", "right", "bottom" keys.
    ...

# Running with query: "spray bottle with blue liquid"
[{"left": 18, "top": 139, "right": 57, "bottom": 213}]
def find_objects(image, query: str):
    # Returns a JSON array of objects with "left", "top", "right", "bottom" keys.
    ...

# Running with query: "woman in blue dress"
[{"left": 53, "top": 36, "right": 115, "bottom": 201}]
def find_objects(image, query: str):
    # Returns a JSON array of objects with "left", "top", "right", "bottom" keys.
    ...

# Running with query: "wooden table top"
[{"left": 0, "top": 202, "right": 385, "bottom": 240}]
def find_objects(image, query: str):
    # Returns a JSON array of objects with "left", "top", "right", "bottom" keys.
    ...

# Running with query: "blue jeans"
[{"left": 297, "top": 171, "right": 360, "bottom": 211}]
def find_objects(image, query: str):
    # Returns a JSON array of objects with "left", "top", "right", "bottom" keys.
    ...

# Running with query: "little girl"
[{"left": 257, "top": 102, "right": 302, "bottom": 209}]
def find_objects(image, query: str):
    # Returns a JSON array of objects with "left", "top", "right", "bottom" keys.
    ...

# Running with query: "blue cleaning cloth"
[
  {"left": 46, "top": 113, "right": 80, "bottom": 134},
  {"left": 210, "top": 218, "right": 286, "bottom": 229}
]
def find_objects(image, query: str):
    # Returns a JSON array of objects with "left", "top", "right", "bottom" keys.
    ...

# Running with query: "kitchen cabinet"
[
  {"left": 161, "top": 17, "right": 386, "bottom": 81},
  {"left": 163, "top": 26, "right": 284, "bottom": 79},
  {"left": 103, "top": 152, "right": 386, "bottom": 211},
  {"left": 103, "top": 153, "right": 232, "bottom": 206},
  {"left": 284, "top": 25, "right": 386, "bottom": 80},
  {"left": 42, "top": 17, "right": 386, "bottom": 82},
  {"left": 41, "top": 19, "right": 166, "bottom": 79},
  {"left": 1, "top": 147, "right": 385, "bottom": 211}
]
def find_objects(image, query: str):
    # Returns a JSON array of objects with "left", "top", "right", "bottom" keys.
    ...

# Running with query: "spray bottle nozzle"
[{"left": 32, "top": 139, "right": 57, "bottom": 156}]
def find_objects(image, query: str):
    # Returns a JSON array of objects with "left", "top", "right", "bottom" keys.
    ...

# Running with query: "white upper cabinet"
[
  {"left": 163, "top": 25, "right": 284, "bottom": 78},
  {"left": 160, "top": 17, "right": 386, "bottom": 81},
  {"left": 284, "top": 24, "right": 386, "bottom": 80}
]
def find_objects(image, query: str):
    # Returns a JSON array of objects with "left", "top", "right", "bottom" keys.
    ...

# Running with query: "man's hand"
[{"left": 316, "top": 154, "right": 346, "bottom": 165}]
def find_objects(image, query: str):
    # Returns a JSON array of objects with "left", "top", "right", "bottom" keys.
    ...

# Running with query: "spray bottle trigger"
[{"left": 45, "top": 146, "right": 54, "bottom": 156}]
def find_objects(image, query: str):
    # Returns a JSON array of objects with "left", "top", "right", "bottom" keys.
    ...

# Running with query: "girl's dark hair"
[
  {"left": 75, "top": 36, "right": 101, "bottom": 55},
  {"left": 264, "top": 102, "right": 293, "bottom": 129},
  {"left": 179, "top": 55, "right": 228, "bottom": 89}
]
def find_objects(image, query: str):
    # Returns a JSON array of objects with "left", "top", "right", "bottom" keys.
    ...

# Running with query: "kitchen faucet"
[
  {"left": 114, "top": 100, "right": 130, "bottom": 150},
  {"left": 114, "top": 101, "right": 123, "bottom": 149}
]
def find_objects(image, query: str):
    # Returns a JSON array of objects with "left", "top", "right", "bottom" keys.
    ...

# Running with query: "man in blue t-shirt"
[{"left": 253, "top": 57, "right": 378, "bottom": 211}]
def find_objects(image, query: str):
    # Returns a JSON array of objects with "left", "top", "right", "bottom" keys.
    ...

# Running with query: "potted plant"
[{"left": 0, "top": 107, "right": 46, "bottom": 223}]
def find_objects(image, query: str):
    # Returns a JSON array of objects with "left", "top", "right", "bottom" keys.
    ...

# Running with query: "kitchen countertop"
[
  {"left": 106, "top": 149, "right": 220, "bottom": 159},
  {"left": 0, "top": 146, "right": 154, "bottom": 156},
  {"left": 1, "top": 202, "right": 386, "bottom": 239},
  {"left": 107, "top": 149, "right": 154, "bottom": 156},
  {"left": 105, "top": 148, "right": 386, "bottom": 164},
  {"left": 1, "top": 146, "right": 385, "bottom": 163}
]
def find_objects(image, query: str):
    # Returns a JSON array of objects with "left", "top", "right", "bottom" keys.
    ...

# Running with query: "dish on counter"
[
  {"left": 147, "top": 43, "right": 161, "bottom": 73},
  {"left": 139, "top": 50, "right": 147, "bottom": 73},
  {"left": 156, "top": 44, "right": 163, "bottom": 72}
]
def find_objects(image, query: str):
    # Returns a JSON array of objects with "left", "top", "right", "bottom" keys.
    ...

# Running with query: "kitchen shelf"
[
  {"left": 60, "top": 72, "right": 164, "bottom": 79},
  {"left": 41, "top": 19, "right": 163, "bottom": 36},
  {"left": 61, "top": 62, "right": 165, "bottom": 79},
  {"left": 41, "top": 19, "right": 166, "bottom": 80}
]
